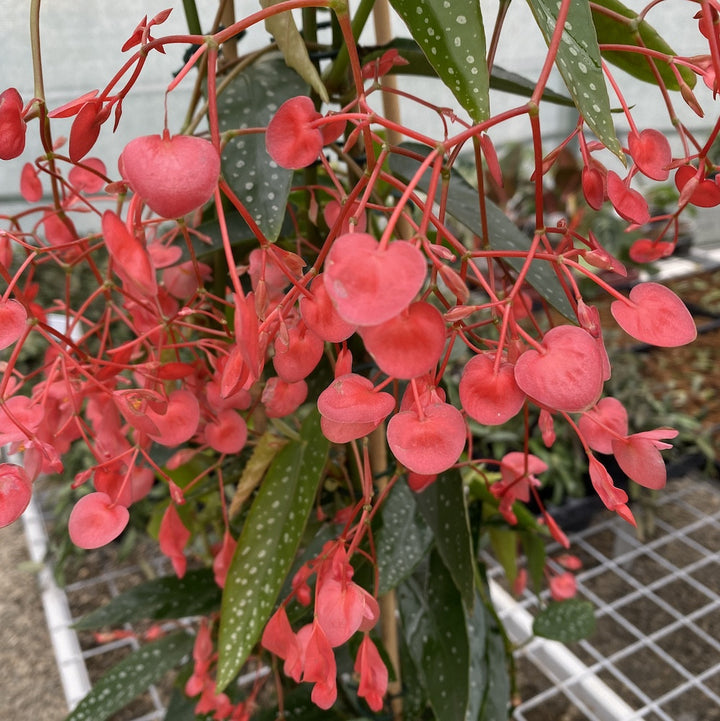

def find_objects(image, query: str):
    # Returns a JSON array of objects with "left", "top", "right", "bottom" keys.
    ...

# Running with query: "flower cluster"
[{"left": 1, "top": 0, "right": 717, "bottom": 716}]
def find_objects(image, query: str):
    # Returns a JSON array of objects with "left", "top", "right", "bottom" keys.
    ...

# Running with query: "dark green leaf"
[
  {"left": 414, "top": 469, "right": 475, "bottom": 610},
  {"left": 164, "top": 687, "right": 214, "bottom": 721},
  {"left": 398, "top": 551, "right": 470, "bottom": 720},
  {"left": 466, "top": 586, "right": 510, "bottom": 721},
  {"left": 592, "top": 0, "right": 696, "bottom": 90},
  {"left": 533, "top": 599, "right": 596, "bottom": 642},
  {"left": 217, "top": 56, "right": 308, "bottom": 242},
  {"left": 376, "top": 480, "right": 434, "bottom": 594},
  {"left": 488, "top": 526, "right": 518, "bottom": 588},
  {"left": 216, "top": 410, "right": 329, "bottom": 690},
  {"left": 389, "top": 145, "right": 576, "bottom": 319},
  {"left": 73, "top": 569, "right": 221, "bottom": 630},
  {"left": 521, "top": 530, "right": 547, "bottom": 593},
  {"left": 65, "top": 632, "right": 194, "bottom": 721},
  {"left": 362, "top": 39, "right": 573, "bottom": 106},
  {"left": 527, "top": 0, "right": 624, "bottom": 159},
  {"left": 388, "top": 0, "right": 490, "bottom": 122}
]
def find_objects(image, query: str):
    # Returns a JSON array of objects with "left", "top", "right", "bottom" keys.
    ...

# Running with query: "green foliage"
[
  {"left": 533, "top": 599, "right": 597, "bottom": 642},
  {"left": 217, "top": 410, "right": 329, "bottom": 690},
  {"left": 66, "top": 632, "right": 195, "bottom": 721},
  {"left": 388, "top": 0, "right": 490, "bottom": 122}
]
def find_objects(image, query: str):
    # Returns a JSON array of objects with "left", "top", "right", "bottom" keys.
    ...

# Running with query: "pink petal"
[{"left": 68, "top": 492, "right": 129, "bottom": 549}]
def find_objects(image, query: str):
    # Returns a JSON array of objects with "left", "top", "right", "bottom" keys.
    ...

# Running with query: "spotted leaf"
[
  {"left": 527, "top": 0, "right": 624, "bottom": 160},
  {"left": 389, "top": 0, "right": 490, "bottom": 122},
  {"left": 216, "top": 410, "right": 329, "bottom": 691}
]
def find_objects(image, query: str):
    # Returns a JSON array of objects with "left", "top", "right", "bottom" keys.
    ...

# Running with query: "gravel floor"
[{"left": 0, "top": 519, "right": 67, "bottom": 721}]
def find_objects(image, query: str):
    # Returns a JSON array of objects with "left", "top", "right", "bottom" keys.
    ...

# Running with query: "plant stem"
[{"left": 182, "top": 0, "right": 203, "bottom": 35}]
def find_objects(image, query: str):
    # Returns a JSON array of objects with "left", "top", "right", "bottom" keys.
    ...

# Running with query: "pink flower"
[
  {"left": 0, "top": 88, "right": 26, "bottom": 160},
  {"left": 355, "top": 635, "right": 388, "bottom": 711}
]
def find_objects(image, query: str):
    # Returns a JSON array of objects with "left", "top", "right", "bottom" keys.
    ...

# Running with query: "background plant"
[{"left": 1, "top": 0, "right": 718, "bottom": 719}]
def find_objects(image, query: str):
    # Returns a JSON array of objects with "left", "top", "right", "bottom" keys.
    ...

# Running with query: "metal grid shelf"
[{"left": 486, "top": 473, "right": 720, "bottom": 721}]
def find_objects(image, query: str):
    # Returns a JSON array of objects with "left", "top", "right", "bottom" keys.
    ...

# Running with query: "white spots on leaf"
[{"left": 456, "top": 15, "right": 467, "bottom": 24}]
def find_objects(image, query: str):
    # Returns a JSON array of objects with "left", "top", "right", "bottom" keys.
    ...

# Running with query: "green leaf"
[
  {"left": 466, "top": 586, "right": 510, "bottom": 721},
  {"left": 65, "top": 632, "right": 194, "bottom": 721},
  {"left": 488, "top": 526, "right": 518, "bottom": 588},
  {"left": 375, "top": 480, "right": 434, "bottom": 594},
  {"left": 216, "top": 410, "right": 329, "bottom": 690},
  {"left": 533, "top": 598, "right": 596, "bottom": 642},
  {"left": 414, "top": 469, "right": 475, "bottom": 610},
  {"left": 592, "top": 0, "right": 696, "bottom": 91},
  {"left": 164, "top": 687, "right": 214, "bottom": 721},
  {"left": 362, "top": 39, "right": 573, "bottom": 106},
  {"left": 389, "top": 145, "right": 576, "bottom": 319},
  {"left": 527, "top": 0, "right": 624, "bottom": 160},
  {"left": 73, "top": 569, "right": 221, "bottom": 630},
  {"left": 398, "top": 551, "right": 470, "bottom": 720},
  {"left": 260, "top": 1, "right": 328, "bottom": 102},
  {"left": 217, "top": 56, "right": 308, "bottom": 242},
  {"left": 388, "top": 0, "right": 490, "bottom": 122},
  {"left": 520, "top": 530, "right": 547, "bottom": 593}
]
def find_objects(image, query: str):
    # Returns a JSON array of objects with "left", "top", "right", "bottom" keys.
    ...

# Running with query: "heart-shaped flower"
[
  {"left": 119, "top": 131, "right": 220, "bottom": 218},
  {"left": 514, "top": 325, "right": 605, "bottom": 413},
  {"left": 359, "top": 302, "right": 446, "bottom": 379},
  {"left": 606, "top": 170, "right": 650, "bottom": 225},
  {"left": 0, "top": 88, "right": 26, "bottom": 160},
  {"left": 578, "top": 397, "right": 629, "bottom": 454},
  {"left": 273, "top": 321, "right": 325, "bottom": 383},
  {"left": 204, "top": 409, "right": 248, "bottom": 454},
  {"left": 318, "top": 374, "right": 395, "bottom": 424},
  {"left": 628, "top": 128, "right": 672, "bottom": 181},
  {"left": 299, "top": 274, "right": 356, "bottom": 343},
  {"left": 324, "top": 233, "right": 426, "bottom": 326},
  {"left": 0, "top": 298, "right": 27, "bottom": 350},
  {"left": 610, "top": 282, "right": 696, "bottom": 347},
  {"left": 68, "top": 491, "right": 130, "bottom": 549},
  {"left": 145, "top": 389, "right": 200, "bottom": 446},
  {"left": 386, "top": 402, "right": 466, "bottom": 475},
  {"left": 459, "top": 352, "right": 526, "bottom": 425},
  {"left": 674, "top": 165, "right": 720, "bottom": 207},
  {"left": 0, "top": 463, "right": 32, "bottom": 528},
  {"left": 262, "top": 377, "right": 308, "bottom": 418},
  {"left": 266, "top": 96, "right": 345, "bottom": 169}
]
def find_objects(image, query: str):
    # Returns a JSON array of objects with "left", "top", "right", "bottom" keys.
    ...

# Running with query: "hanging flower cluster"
[{"left": 0, "top": 0, "right": 717, "bottom": 717}]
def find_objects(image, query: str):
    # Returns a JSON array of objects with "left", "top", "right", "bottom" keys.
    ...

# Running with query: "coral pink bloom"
[
  {"left": 262, "top": 606, "right": 303, "bottom": 683},
  {"left": 606, "top": 170, "right": 650, "bottom": 225},
  {"left": 266, "top": 96, "right": 345, "bottom": 169},
  {"left": 94, "top": 463, "right": 154, "bottom": 507},
  {"left": 204, "top": 408, "right": 248, "bottom": 455},
  {"left": 0, "top": 298, "right": 27, "bottom": 350},
  {"left": 0, "top": 88, "right": 26, "bottom": 160},
  {"left": 318, "top": 374, "right": 395, "bottom": 425},
  {"left": 324, "top": 233, "right": 426, "bottom": 326},
  {"left": 588, "top": 454, "right": 632, "bottom": 519},
  {"left": 459, "top": 352, "right": 526, "bottom": 425},
  {"left": 493, "top": 452, "right": 547, "bottom": 524},
  {"left": 145, "top": 389, "right": 200, "bottom": 446},
  {"left": 298, "top": 274, "right": 356, "bottom": 343},
  {"left": 581, "top": 166, "right": 605, "bottom": 210},
  {"left": 316, "top": 565, "right": 379, "bottom": 647},
  {"left": 0, "top": 463, "right": 32, "bottom": 528},
  {"left": 610, "top": 282, "right": 696, "bottom": 347},
  {"left": 212, "top": 530, "right": 237, "bottom": 589},
  {"left": 159, "top": 503, "right": 191, "bottom": 578},
  {"left": 674, "top": 165, "right": 720, "bottom": 207},
  {"left": 549, "top": 571, "right": 577, "bottom": 601},
  {"left": 612, "top": 429, "right": 678, "bottom": 490},
  {"left": 69, "top": 100, "right": 110, "bottom": 162},
  {"left": 355, "top": 636, "right": 388, "bottom": 712},
  {"left": 629, "top": 238, "right": 674, "bottom": 263},
  {"left": 273, "top": 321, "right": 325, "bottom": 383},
  {"left": 359, "top": 301, "right": 446, "bottom": 379},
  {"left": 579, "top": 397, "right": 629, "bottom": 454},
  {"left": 20, "top": 163, "right": 42, "bottom": 202},
  {"left": 68, "top": 491, "right": 130, "bottom": 549},
  {"left": 0, "top": 395, "right": 43, "bottom": 445},
  {"left": 407, "top": 471, "right": 437, "bottom": 493},
  {"left": 120, "top": 131, "right": 220, "bottom": 218},
  {"left": 514, "top": 325, "right": 604, "bottom": 413},
  {"left": 102, "top": 210, "right": 157, "bottom": 297},
  {"left": 68, "top": 157, "right": 107, "bottom": 193},
  {"left": 628, "top": 129, "right": 672, "bottom": 181},
  {"left": 113, "top": 388, "right": 166, "bottom": 436},
  {"left": 387, "top": 402, "right": 466, "bottom": 475},
  {"left": 323, "top": 198, "right": 367, "bottom": 234},
  {"left": 302, "top": 621, "right": 338, "bottom": 710},
  {"left": 163, "top": 260, "right": 212, "bottom": 299},
  {"left": 261, "top": 377, "right": 308, "bottom": 418}
]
